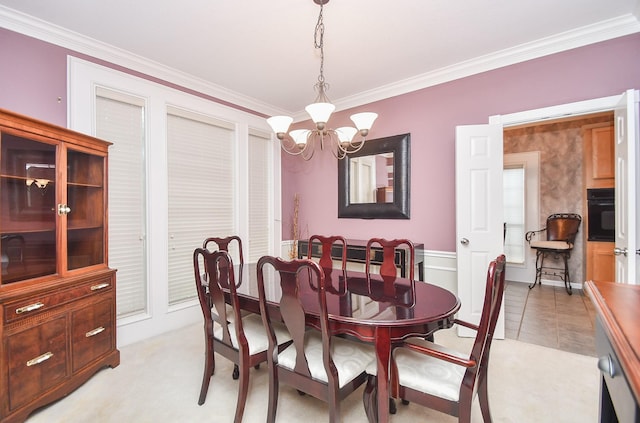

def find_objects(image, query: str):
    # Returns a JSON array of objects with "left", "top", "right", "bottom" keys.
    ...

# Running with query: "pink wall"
[
  {"left": 282, "top": 33, "right": 640, "bottom": 252},
  {"left": 0, "top": 28, "right": 639, "bottom": 253},
  {"left": 0, "top": 29, "right": 69, "bottom": 126}
]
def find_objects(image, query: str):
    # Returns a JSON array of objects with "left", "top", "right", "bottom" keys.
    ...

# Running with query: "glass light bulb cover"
[
  {"left": 305, "top": 102, "right": 335, "bottom": 124},
  {"left": 267, "top": 115, "right": 293, "bottom": 134},
  {"left": 350, "top": 112, "right": 378, "bottom": 130},
  {"left": 335, "top": 127, "right": 358, "bottom": 142},
  {"left": 290, "top": 129, "right": 311, "bottom": 145}
]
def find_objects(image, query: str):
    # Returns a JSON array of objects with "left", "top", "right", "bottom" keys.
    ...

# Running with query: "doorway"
[
  {"left": 502, "top": 112, "right": 614, "bottom": 288},
  {"left": 500, "top": 113, "right": 613, "bottom": 354}
]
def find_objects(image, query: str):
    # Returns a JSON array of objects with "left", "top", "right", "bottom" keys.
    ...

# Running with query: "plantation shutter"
[
  {"left": 166, "top": 107, "right": 235, "bottom": 305},
  {"left": 95, "top": 87, "right": 148, "bottom": 318},
  {"left": 247, "top": 129, "right": 272, "bottom": 263}
]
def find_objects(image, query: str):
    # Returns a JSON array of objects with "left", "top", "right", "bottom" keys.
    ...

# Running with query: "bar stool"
[{"left": 526, "top": 213, "right": 581, "bottom": 295}]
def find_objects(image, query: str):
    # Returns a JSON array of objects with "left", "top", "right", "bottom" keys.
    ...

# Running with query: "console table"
[
  {"left": 297, "top": 239, "right": 424, "bottom": 281},
  {"left": 585, "top": 280, "right": 640, "bottom": 422}
]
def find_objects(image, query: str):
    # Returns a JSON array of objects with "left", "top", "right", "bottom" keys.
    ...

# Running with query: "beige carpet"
[{"left": 26, "top": 324, "right": 599, "bottom": 422}]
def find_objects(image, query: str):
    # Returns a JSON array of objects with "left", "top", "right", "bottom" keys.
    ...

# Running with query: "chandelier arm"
[
  {"left": 300, "top": 131, "right": 316, "bottom": 160},
  {"left": 333, "top": 133, "right": 366, "bottom": 155},
  {"left": 328, "top": 135, "right": 346, "bottom": 160},
  {"left": 279, "top": 135, "right": 309, "bottom": 157}
]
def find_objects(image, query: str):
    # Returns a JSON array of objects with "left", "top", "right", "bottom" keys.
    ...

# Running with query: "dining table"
[{"left": 227, "top": 263, "right": 461, "bottom": 423}]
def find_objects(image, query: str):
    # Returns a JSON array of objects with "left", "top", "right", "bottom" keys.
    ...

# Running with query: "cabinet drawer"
[
  {"left": 71, "top": 298, "right": 114, "bottom": 372},
  {"left": 4, "top": 277, "right": 113, "bottom": 324},
  {"left": 6, "top": 316, "right": 68, "bottom": 411}
]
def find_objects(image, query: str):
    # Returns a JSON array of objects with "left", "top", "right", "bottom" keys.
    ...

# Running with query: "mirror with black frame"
[{"left": 338, "top": 133, "right": 410, "bottom": 219}]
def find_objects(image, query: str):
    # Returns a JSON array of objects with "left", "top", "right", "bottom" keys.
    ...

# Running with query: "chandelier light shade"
[{"left": 267, "top": 0, "right": 378, "bottom": 160}]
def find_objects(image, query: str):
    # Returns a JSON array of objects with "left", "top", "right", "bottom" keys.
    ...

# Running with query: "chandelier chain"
[{"left": 314, "top": 2, "right": 326, "bottom": 86}]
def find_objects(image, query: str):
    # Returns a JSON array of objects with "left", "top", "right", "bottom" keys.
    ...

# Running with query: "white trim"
[
  {"left": 1, "top": 5, "right": 638, "bottom": 119},
  {"left": 504, "top": 152, "right": 540, "bottom": 282},
  {"left": 489, "top": 95, "right": 621, "bottom": 127},
  {"left": 69, "top": 57, "right": 280, "bottom": 347}
]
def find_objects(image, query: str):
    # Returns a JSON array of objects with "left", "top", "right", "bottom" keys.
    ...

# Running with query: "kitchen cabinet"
[
  {"left": 584, "top": 123, "right": 615, "bottom": 188},
  {"left": 584, "top": 122, "right": 615, "bottom": 281}
]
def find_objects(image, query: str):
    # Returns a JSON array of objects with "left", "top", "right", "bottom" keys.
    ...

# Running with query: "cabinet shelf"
[
  {"left": 67, "top": 182, "right": 102, "bottom": 188},
  {"left": 1, "top": 228, "right": 55, "bottom": 235}
]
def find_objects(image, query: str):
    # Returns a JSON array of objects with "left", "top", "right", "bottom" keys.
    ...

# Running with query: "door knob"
[
  {"left": 613, "top": 247, "right": 628, "bottom": 256},
  {"left": 460, "top": 238, "right": 469, "bottom": 245}
]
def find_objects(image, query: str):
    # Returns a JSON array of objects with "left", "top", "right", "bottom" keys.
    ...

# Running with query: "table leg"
[{"left": 375, "top": 327, "right": 392, "bottom": 423}]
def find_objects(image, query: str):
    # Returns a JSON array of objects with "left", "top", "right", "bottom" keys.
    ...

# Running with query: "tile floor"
[{"left": 504, "top": 281, "right": 597, "bottom": 357}]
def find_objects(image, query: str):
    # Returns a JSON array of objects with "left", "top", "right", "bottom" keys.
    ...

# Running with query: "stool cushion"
[{"left": 530, "top": 240, "right": 572, "bottom": 250}]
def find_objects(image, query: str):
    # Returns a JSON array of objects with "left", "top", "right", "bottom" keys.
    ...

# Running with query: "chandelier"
[{"left": 267, "top": 0, "right": 378, "bottom": 160}]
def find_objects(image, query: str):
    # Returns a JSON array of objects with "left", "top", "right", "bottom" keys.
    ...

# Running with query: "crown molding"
[
  {"left": 332, "top": 14, "right": 640, "bottom": 113},
  {"left": 2, "top": 6, "right": 638, "bottom": 120},
  {"left": 0, "top": 6, "right": 287, "bottom": 117}
]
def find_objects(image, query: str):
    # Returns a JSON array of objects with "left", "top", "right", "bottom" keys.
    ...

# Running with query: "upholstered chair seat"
[
  {"left": 214, "top": 314, "right": 291, "bottom": 356},
  {"left": 278, "top": 331, "right": 374, "bottom": 387},
  {"left": 366, "top": 338, "right": 467, "bottom": 402}
]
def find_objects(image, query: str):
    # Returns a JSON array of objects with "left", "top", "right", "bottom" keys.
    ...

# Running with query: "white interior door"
[
  {"left": 455, "top": 124, "right": 505, "bottom": 338},
  {"left": 349, "top": 156, "right": 375, "bottom": 203},
  {"left": 614, "top": 89, "right": 639, "bottom": 284}
]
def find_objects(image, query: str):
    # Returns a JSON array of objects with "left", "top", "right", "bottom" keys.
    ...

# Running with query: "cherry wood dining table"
[{"left": 228, "top": 263, "right": 461, "bottom": 423}]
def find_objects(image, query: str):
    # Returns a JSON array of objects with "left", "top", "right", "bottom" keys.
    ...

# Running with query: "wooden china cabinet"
[{"left": 0, "top": 109, "right": 119, "bottom": 423}]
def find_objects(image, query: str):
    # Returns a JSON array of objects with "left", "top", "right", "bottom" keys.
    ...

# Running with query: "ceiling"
[{"left": 1, "top": 0, "right": 639, "bottom": 118}]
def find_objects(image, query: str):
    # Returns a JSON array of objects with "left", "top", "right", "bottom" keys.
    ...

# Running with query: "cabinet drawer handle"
[
  {"left": 15, "top": 302, "right": 45, "bottom": 314},
  {"left": 26, "top": 351, "right": 54, "bottom": 367},
  {"left": 90, "top": 283, "right": 110, "bottom": 291},
  {"left": 86, "top": 327, "right": 106, "bottom": 337},
  {"left": 598, "top": 355, "right": 617, "bottom": 378}
]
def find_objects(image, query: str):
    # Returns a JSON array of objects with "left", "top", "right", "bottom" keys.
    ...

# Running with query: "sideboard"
[
  {"left": 585, "top": 280, "right": 640, "bottom": 423},
  {"left": 297, "top": 239, "right": 425, "bottom": 281}
]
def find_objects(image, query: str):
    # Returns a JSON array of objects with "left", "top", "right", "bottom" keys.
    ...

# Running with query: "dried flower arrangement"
[{"left": 289, "top": 193, "right": 300, "bottom": 259}]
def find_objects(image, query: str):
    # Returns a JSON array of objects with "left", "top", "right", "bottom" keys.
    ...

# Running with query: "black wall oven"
[{"left": 587, "top": 188, "right": 615, "bottom": 242}]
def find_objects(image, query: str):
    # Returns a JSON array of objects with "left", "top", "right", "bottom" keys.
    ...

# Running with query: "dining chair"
[
  {"left": 203, "top": 235, "right": 244, "bottom": 265},
  {"left": 307, "top": 234, "right": 348, "bottom": 270},
  {"left": 193, "top": 248, "right": 291, "bottom": 421},
  {"left": 365, "top": 238, "right": 415, "bottom": 300},
  {"left": 362, "top": 254, "right": 507, "bottom": 423},
  {"left": 201, "top": 235, "right": 245, "bottom": 376},
  {"left": 256, "top": 255, "right": 375, "bottom": 423}
]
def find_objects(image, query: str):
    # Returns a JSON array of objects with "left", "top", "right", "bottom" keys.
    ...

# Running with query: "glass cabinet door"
[
  {"left": 66, "top": 148, "right": 105, "bottom": 270},
  {"left": 0, "top": 133, "right": 57, "bottom": 283}
]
